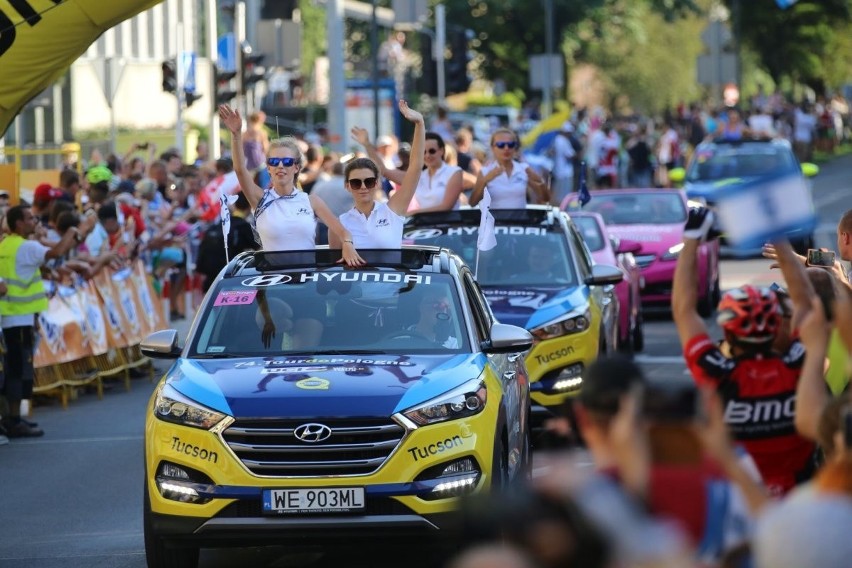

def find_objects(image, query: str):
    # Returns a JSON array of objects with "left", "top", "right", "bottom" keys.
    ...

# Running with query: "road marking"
[{"left": 634, "top": 355, "right": 685, "bottom": 364}]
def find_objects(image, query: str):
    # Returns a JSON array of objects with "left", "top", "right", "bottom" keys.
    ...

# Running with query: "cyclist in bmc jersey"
[{"left": 672, "top": 206, "right": 815, "bottom": 496}]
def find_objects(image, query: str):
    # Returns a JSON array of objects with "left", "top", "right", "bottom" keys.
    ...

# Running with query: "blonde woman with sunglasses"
[
  {"left": 470, "top": 128, "right": 549, "bottom": 207},
  {"left": 219, "top": 104, "right": 364, "bottom": 266},
  {"left": 336, "top": 100, "right": 425, "bottom": 248}
]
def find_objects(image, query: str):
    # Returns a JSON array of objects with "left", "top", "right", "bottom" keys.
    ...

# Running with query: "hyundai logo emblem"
[{"left": 293, "top": 423, "right": 332, "bottom": 443}]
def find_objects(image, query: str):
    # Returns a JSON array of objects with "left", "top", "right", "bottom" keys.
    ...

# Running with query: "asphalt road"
[{"left": 1, "top": 154, "right": 850, "bottom": 568}]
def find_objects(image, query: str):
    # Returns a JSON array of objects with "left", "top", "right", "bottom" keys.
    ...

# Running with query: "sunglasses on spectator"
[
  {"left": 348, "top": 177, "right": 378, "bottom": 190},
  {"left": 267, "top": 157, "right": 297, "bottom": 168},
  {"left": 425, "top": 148, "right": 440, "bottom": 155},
  {"left": 494, "top": 141, "right": 518, "bottom": 149}
]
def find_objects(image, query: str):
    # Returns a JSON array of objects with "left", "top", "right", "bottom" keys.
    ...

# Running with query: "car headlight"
[
  {"left": 154, "top": 383, "right": 227, "bottom": 430},
  {"left": 531, "top": 308, "right": 591, "bottom": 341},
  {"left": 403, "top": 378, "right": 487, "bottom": 426},
  {"left": 661, "top": 242, "right": 684, "bottom": 261}
]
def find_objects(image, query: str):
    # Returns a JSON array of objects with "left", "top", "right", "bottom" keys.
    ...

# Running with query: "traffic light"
[
  {"left": 214, "top": 66, "right": 238, "bottom": 106},
  {"left": 239, "top": 42, "right": 266, "bottom": 95},
  {"left": 446, "top": 29, "right": 471, "bottom": 95},
  {"left": 184, "top": 89, "right": 202, "bottom": 108},
  {"left": 161, "top": 59, "right": 177, "bottom": 93},
  {"left": 417, "top": 35, "right": 437, "bottom": 97}
]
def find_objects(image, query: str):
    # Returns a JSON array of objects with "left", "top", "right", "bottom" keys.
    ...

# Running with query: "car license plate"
[{"left": 262, "top": 487, "right": 365, "bottom": 514}]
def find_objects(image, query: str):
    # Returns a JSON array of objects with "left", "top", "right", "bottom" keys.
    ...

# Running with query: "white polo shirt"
[
  {"left": 481, "top": 160, "right": 529, "bottom": 208},
  {"left": 340, "top": 202, "right": 404, "bottom": 248},
  {"left": 414, "top": 163, "right": 461, "bottom": 210},
  {"left": 253, "top": 189, "right": 316, "bottom": 251}
]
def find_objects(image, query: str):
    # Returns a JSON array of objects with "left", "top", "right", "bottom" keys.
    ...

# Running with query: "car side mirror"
[
  {"left": 482, "top": 323, "right": 533, "bottom": 354},
  {"left": 585, "top": 264, "right": 623, "bottom": 286},
  {"left": 141, "top": 329, "right": 182, "bottom": 359},
  {"left": 801, "top": 162, "right": 820, "bottom": 178},
  {"left": 616, "top": 239, "right": 642, "bottom": 255},
  {"left": 668, "top": 167, "right": 686, "bottom": 185}
]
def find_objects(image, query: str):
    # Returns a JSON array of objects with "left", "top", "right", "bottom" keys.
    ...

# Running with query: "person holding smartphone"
[{"left": 334, "top": 100, "right": 425, "bottom": 249}]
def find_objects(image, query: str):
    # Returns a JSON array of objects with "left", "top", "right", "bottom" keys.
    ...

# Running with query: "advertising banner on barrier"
[{"left": 34, "top": 261, "right": 167, "bottom": 368}]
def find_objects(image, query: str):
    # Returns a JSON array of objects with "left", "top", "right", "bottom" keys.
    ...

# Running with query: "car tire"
[
  {"left": 144, "top": 481, "right": 199, "bottom": 568},
  {"left": 632, "top": 309, "right": 645, "bottom": 352},
  {"left": 490, "top": 433, "right": 509, "bottom": 493}
]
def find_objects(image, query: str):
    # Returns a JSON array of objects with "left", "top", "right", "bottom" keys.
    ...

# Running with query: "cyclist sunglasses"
[
  {"left": 494, "top": 141, "right": 517, "bottom": 149},
  {"left": 348, "top": 177, "right": 378, "bottom": 190},
  {"left": 267, "top": 157, "right": 297, "bottom": 168}
]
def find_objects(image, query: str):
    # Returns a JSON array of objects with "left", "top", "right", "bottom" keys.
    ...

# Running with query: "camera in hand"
[{"left": 807, "top": 249, "right": 836, "bottom": 267}]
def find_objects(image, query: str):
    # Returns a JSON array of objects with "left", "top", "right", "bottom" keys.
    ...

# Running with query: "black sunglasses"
[
  {"left": 494, "top": 141, "right": 518, "bottom": 149},
  {"left": 267, "top": 157, "right": 297, "bottom": 168},
  {"left": 425, "top": 148, "right": 440, "bottom": 155},
  {"left": 348, "top": 177, "right": 378, "bottom": 190}
]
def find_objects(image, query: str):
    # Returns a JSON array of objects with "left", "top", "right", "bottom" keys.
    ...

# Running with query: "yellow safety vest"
[{"left": 0, "top": 234, "right": 49, "bottom": 316}]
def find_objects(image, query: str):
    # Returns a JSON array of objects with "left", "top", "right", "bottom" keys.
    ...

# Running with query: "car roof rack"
[
  {"left": 223, "top": 246, "right": 446, "bottom": 277},
  {"left": 406, "top": 205, "right": 556, "bottom": 227}
]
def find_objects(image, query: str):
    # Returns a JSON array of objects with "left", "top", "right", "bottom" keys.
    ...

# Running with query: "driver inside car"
[{"left": 407, "top": 290, "right": 460, "bottom": 348}]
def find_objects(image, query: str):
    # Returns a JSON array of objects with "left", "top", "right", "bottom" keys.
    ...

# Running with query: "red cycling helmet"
[{"left": 716, "top": 285, "right": 782, "bottom": 344}]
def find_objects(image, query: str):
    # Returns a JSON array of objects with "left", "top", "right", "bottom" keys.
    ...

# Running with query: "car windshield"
[
  {"left": 190, "top": 271, "right": 469, "bottom": 356},
  {"left": 687, "top": 146, "right": 799, "bottom": 181},
  {"left": 404, "top": 227, "right": 578, "bottom": 287},
  {"left": 583, "top": 193, "right": 686, "bottom": 225},
  {"left": 571, "top": 216, "right": 606, "bottom": 252}
]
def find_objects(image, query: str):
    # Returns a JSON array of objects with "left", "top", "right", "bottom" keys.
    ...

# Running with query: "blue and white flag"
[
  {"left": 578, "top": 161, "right": 591, "bottom": 207},
  {"left": 713, "top": 173, "right": 816, "bottom": 251},
  {"left": 220, "top": 192, "right": 238, "bottom": 262},
  {"left": 477, "top": 189, "right": 497, "bottom": 251}
]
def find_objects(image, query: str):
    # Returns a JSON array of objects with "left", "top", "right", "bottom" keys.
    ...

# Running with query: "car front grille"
[
  {"left": 634, "top": 254, "right": 656, "bottom": 268},
  {"left": 221, "top": 418, "right": 407, "bottom": 477}
]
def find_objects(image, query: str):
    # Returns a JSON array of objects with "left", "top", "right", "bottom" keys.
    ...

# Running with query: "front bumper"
[
  {"left": 144, "top": 391, "right": 500, "bottom": 541},
  {"left": 524, "top": 328, "right": 597, "bottom": 413}
]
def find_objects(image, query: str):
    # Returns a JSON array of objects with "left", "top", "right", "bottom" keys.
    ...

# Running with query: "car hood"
[
  {"left": 482, "top": 285, "right": 589, "bottom": 330},
  {"left": 606, "top": 224, "right": 683, "bottom": 256},
  {"left": 165, "top": 353, "right": 488, "bottom": 419}
]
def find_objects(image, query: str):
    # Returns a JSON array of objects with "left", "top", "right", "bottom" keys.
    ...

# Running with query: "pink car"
[
  {"left": 569, "top": 211, "right": 645, "bottom": 352},
  {"left": 563, "top": 189, "right": 721, "bottom": 317}
]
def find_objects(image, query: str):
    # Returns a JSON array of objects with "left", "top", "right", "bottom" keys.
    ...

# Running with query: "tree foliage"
[
  {"left": 723, "top": 0, "right": 852, "bottom": 91},
  {"left": 441, "top": 0, "right": 699, "bottom": 94}
]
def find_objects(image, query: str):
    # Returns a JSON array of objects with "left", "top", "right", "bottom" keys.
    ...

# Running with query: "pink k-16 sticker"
[{"left": 214, "top": 290, "right": 258, "bottom": 306}]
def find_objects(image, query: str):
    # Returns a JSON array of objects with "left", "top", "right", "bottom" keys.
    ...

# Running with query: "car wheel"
[
  {"left": 491, "top": 433, "right": 509, "bottom": 493},
  {"left": 632, "top": 309, "right": 645, "bottom": 352},
  {"left": 144, "top": 481, "right": 199, "bottom": 568}
]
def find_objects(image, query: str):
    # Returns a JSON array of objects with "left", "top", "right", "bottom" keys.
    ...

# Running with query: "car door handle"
[
  {"left": 503, "top": 371, "right": 516, "bottom": 381},
  {"left": 507, "top": 353, "right": 522, "bottom": 363}
]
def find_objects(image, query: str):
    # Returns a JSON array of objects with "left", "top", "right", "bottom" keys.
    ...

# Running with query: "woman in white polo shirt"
[
  {"left": 219, "top": 104, "right": 364, "bottom": 266},
  {"left": 356, "top": 126, "right": 462, "bottom": 213},
  {"left": 469, "top": 128, "right": 549, "bottom": 208},
  {"left": 333, "top": 100, "right": 425, "bottom": 249}
]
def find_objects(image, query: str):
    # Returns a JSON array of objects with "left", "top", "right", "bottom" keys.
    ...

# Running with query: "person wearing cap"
[
  {"left": 0, "top": 204, "right": 96, "bottom": 437},
  {"left": 550, "top": 121, "right": 577, "bottom": 206},
  {"left": 32, "top": 183, "right": 65, "bottom": 225}
]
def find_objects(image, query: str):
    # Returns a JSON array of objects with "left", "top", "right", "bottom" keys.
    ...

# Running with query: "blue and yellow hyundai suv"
[
  {"left": 141, "top": 248, "right": 532, "bottom": 567},
  {"left": 403, "top": 207, "right": 622, "bottom": 427}
]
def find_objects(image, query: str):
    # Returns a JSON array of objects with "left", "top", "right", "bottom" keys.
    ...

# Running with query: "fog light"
[
  {"left": 160, "top": 462, "right": 190, "bottom": 480},
  {"left": 441, "top": 458, "right": 476, "bottom": 476},
  {"left": 432, "top": 476, "right": 477, "bottom": 496},
  {"left": 553, "top": 376, "right": 583, "bottom": 391},
  {"left": 155, "top": 461, "right": 212, "bottom": 504}
]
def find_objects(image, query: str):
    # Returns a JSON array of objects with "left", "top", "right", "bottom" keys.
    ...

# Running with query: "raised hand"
[
  {"left": 398, "top": 100, "right": 423, "bottom": 124},
  {"left": 262, "top": 320, "right": 276, "bottom": 349},
  {"left": 485, "top": 164, "right": 504, "bottom": 182},
  {"left": 218, "top": 104, "right": 243, "bottom": 134},
  {"left": 350, "top": 126, "right": 371, "bottom": 147}
]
